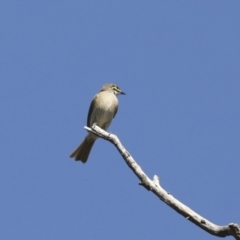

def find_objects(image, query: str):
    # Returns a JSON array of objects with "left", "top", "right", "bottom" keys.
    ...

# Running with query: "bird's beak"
[{"left": 120, "top": 91, "right": 126, "bottom": 95}]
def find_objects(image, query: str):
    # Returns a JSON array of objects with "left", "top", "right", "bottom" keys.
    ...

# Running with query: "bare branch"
[{"left": 85, "top": 124, "right": 240, "bottom": 240}]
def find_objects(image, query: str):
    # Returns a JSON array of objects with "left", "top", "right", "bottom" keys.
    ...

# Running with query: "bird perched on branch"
[{"left": 70, "top": 83, "right": 125, "bottom": 163}]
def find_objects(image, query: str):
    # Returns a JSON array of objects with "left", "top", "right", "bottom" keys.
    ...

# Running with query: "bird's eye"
[{"left": 114, "top": 85, "right": 120, "bottom": 91}]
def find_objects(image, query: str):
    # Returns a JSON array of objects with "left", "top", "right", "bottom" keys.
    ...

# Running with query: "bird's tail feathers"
[{"left": 70, "top": 137, "right": 95, "bottom": 163}]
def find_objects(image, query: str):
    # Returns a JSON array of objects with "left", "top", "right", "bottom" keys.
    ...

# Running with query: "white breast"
[{"left": 89, "top": 91, "right": 118, "bottom": 130}]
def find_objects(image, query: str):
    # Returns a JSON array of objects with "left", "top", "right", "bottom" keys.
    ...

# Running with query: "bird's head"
[{"left": 101, "top": 84, "right": 126, "bottom": 96}]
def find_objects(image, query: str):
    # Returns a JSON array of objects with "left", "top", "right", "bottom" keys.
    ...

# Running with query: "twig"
[{"left": 84, "top": 124, "right": 240, "bottom": 240}]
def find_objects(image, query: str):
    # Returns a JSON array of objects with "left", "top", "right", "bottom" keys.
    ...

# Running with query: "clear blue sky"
[{"left": 1, "top": 1, "right": 240, "bottom": 239}]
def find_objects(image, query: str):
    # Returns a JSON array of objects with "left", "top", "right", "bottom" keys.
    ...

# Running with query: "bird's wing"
[
  {"left": 113, "top": 104, "right": 118, "bottom": 118},
  {"left": 87, "top": 97, "right": 96, "bottom": 127}
]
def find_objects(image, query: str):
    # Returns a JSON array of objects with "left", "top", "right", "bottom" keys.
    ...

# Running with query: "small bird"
[{"left": 70, "top": 83, "right": 125, "bottom": 163}]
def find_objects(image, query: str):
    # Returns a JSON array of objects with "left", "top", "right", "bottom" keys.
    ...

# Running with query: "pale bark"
[{"left": 85, "top": 124, "right": 240, "bottom": 240}]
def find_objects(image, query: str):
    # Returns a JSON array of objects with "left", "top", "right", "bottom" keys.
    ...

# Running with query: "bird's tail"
[{"left": 70, "top": 137, "right": 96, "bottom": 163}]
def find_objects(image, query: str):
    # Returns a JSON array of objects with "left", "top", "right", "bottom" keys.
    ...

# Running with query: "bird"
[{"left": 70, "top": 83, "right": 125, "bottom": 163}]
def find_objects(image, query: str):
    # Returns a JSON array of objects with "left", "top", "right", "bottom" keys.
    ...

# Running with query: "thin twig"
[{"left": 84, "top": 124, "right": 240, "bottom": 240}]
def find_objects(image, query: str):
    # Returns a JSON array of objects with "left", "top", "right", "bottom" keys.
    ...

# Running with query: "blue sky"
[{"left": 1, "top": 1, "right": 240, "bottom": 239}]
